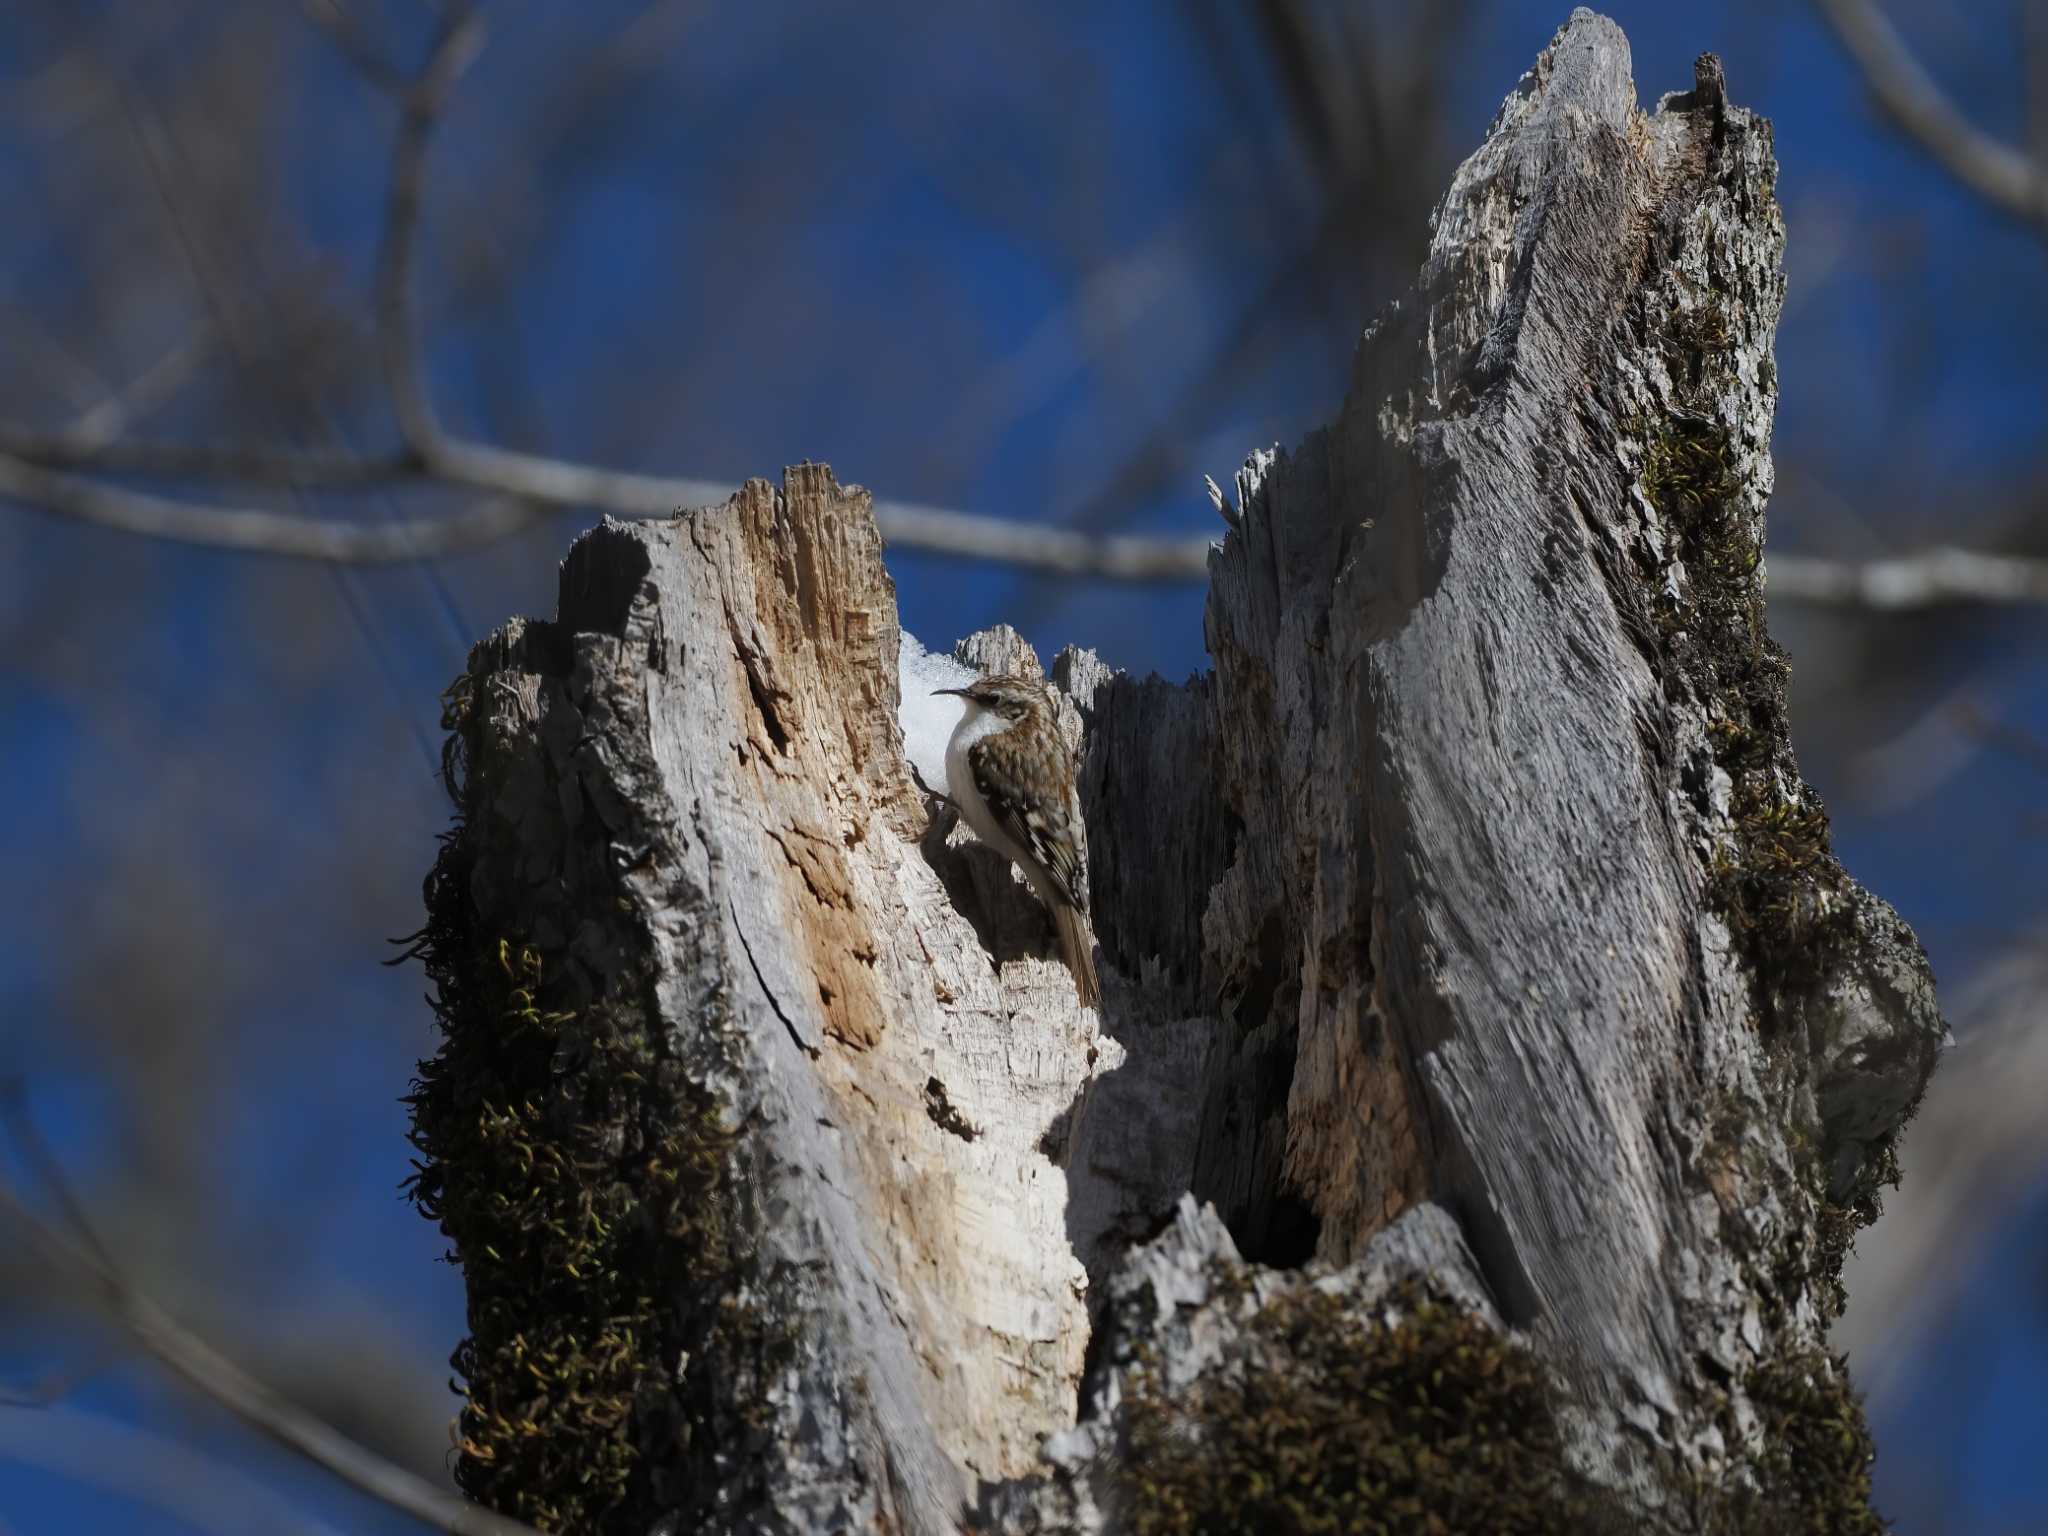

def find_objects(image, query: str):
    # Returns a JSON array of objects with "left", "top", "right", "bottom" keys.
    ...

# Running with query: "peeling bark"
[{"left": 409, "top": 11, "right": 1944, "bottom": 1534}]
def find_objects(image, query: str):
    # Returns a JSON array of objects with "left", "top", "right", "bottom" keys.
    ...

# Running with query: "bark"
[{"left": 407, "top": 11, "right": 1946, "bottom": 1534}]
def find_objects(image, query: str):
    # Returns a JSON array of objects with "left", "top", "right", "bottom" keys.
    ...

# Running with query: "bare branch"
[
  {"left": 0, "top": 1167, "right": 543, "bottom": 1536},
  {"left": 0, "top": 429, "right": 1218, "bottom": 577},
  {"left": 1844, "top": 683, "right": 1987, "bottom": 812},
  {"left": 300, "top": 0, "right": 408, "bottom": 95},
  {"left": 3, "top": 0, "right": 2038, "bottom": 615},
  {"left": 377, "top": 4, "right": 487, "bottom": 451},
  {"left": 1, "top": 1082, "right": 116, "bottom": 1275},
  {"left": 11, "top": 421, "right": 2048, "bottom": 597},
  {"left": 62, "top": 334, "right": 211, "bottom": 450},
  {"left": 0, "top": 428, "right": 412, "bottom": 485},
  {"left": 1767, "top": 546, "right": 2048, "bottom": 608},
  {"left": 357, "top": 1, "right": 1151, "bottom": 603},
  {"left": 1815, "top": 0, "right": 2048, "bottom": 229},
  {"left": 871, "top": 496, "right": 1212, "bottom": 579},
  {"left": 0, "top": 451, "right": 548, "bottom": 563},
  {"left": 1956, "top": 700, "right": 2048, "bottom": 776},
  {"left": 421, "top": 434, "right": 718, "bottom": 516}
]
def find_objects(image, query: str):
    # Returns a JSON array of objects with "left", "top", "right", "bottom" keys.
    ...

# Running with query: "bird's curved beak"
[{"left": 932, "top": 687, "right": 973, "bottom": 698}]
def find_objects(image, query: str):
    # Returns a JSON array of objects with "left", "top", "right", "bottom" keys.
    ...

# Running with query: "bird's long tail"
[{"left": 1053, "top": 901, "right": 1102, "bottom": 1009}]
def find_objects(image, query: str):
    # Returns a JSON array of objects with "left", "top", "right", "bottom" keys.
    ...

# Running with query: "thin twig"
[
  {"left": 1955, "top": 700, "right": 2048, "bottom": 776},
  {"left": 62, "top": 333, "right": 211, "bottom": 451},
  {"left": 301, "top": 0, "right": 409, "bottom": 95},
  {"left": 0, "top": 1172, "right": 542, "bottom": 1536},
  {"left": 1845, "top": 683, "right": 1987, "bottom": 813},
  {"left": 376, "top": 4, "right": 486, "bottom": 452},
  {"left": 1814, "top": 0, "right": 2048, "bottom": 230},
  {"left": 1, "top": 1081, "right": 116, "bottom": 1274}
]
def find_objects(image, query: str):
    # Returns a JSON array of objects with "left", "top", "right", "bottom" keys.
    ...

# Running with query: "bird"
[{"left": 932, "top": 673, "right": 1101, "bottom": 1008}]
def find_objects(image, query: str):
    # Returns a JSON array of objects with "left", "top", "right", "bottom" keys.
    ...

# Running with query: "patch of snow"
[{"left": 898, "top": 630, "right": 977, "bottom": 799}]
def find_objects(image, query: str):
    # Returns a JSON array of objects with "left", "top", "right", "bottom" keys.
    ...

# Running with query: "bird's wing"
[{"left": 967, "top": 732, "right": 1087, "bottom": 914}]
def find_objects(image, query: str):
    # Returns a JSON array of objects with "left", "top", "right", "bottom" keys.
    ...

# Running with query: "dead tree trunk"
[{"left": 405, "top": 12, "right": 1945, "bottom": 1533}]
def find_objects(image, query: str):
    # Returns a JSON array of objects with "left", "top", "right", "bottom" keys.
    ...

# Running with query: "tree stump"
[{"left": 406, "top": 11, "right": 1946, "bottom": 1532}]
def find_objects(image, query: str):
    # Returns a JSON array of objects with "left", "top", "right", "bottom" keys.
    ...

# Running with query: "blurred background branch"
[
  {"left": 1769, "top": 546, "right": 2048, "bottom": 607},
  {"left": 1815, "top": 0, "right": 2048, "bottom": 230},
  {"left": 0, "top": 1097, "right": 543, "bottom": 1536},
  {"left": 2, "top": 0, "right": 2040, "bottom": 610},
  {"left": 0, "top": 1405, "right": 358, "bottom": 1536},
  {"left": 12, "top": 423, "right": 2048, "bottom": 600}
]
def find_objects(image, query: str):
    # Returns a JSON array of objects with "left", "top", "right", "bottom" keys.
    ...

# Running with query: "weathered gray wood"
[
  {"left": 413, "top": 473, "right": 1143, "bottom": 1533},
  {"left": 410, "top": 11, "right": 1945, "bottom": 1533}
]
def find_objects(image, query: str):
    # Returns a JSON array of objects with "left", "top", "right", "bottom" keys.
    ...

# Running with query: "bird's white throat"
[
  {"left": 942, "top": 702, "right": 1016, "bottom": 858},
  {"left": 945, "top": 700, "right": 1008, "bottom": 753}
]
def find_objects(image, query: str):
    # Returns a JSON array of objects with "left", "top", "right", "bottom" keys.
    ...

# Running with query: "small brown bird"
[{"left": 933, "top": 673, "right": 1101, "bottom": 1008}]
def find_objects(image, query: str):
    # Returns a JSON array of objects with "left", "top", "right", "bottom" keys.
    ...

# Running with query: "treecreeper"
[
  {"left": 934, "top": 672, "right": 1103, "bottom": 1009},
  {"left": 407, "top": 12, "right": 1946, "bottom": 1534}
]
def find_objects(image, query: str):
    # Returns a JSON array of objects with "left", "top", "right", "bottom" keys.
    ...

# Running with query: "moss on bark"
[
  {"left": 1118, "top": 1277, "right": 1617, "bottom": 1536},
  {"left": 402, "top": 659, "right": 778, "bottom": 1533}
]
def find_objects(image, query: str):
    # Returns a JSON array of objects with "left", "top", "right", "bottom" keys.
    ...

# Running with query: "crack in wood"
[{"left": 730, "top": 896, "right": 817, "bottom": 1059}]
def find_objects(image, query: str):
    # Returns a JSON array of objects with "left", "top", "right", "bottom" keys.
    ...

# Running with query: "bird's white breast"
[{"left": 944, "top": 705, "right": 1023, "bottom": 863}]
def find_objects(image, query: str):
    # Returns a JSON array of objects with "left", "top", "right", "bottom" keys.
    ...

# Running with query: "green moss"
[
  {"left": 402, "top": 667, "right": 772, "bottom": 1533},
  {"left": 1119, "top": 1278, "right": 1617, "bottom": 1536},
  {"left": 1722, "top": 1350, "right": 1887, "bottom": 1535},
  {"left": 1606, "top": 145, "right": 1894, "bottom": 1536},
  {"left": 1629, "top": 299, "right": 1892, "bottom": 1536},
  {"left": 1634, "top": 364, "right": 1880, "bottom": 1350},
  {"left": 1665, "top": 300, "right": 1736, "bottom": 358},
  {"left": 1644, "top": 415, "right": 1740, "bottom": 521},
  {"left": 1638, "top": 406, "right": 1852, "bottom": 1025}
]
